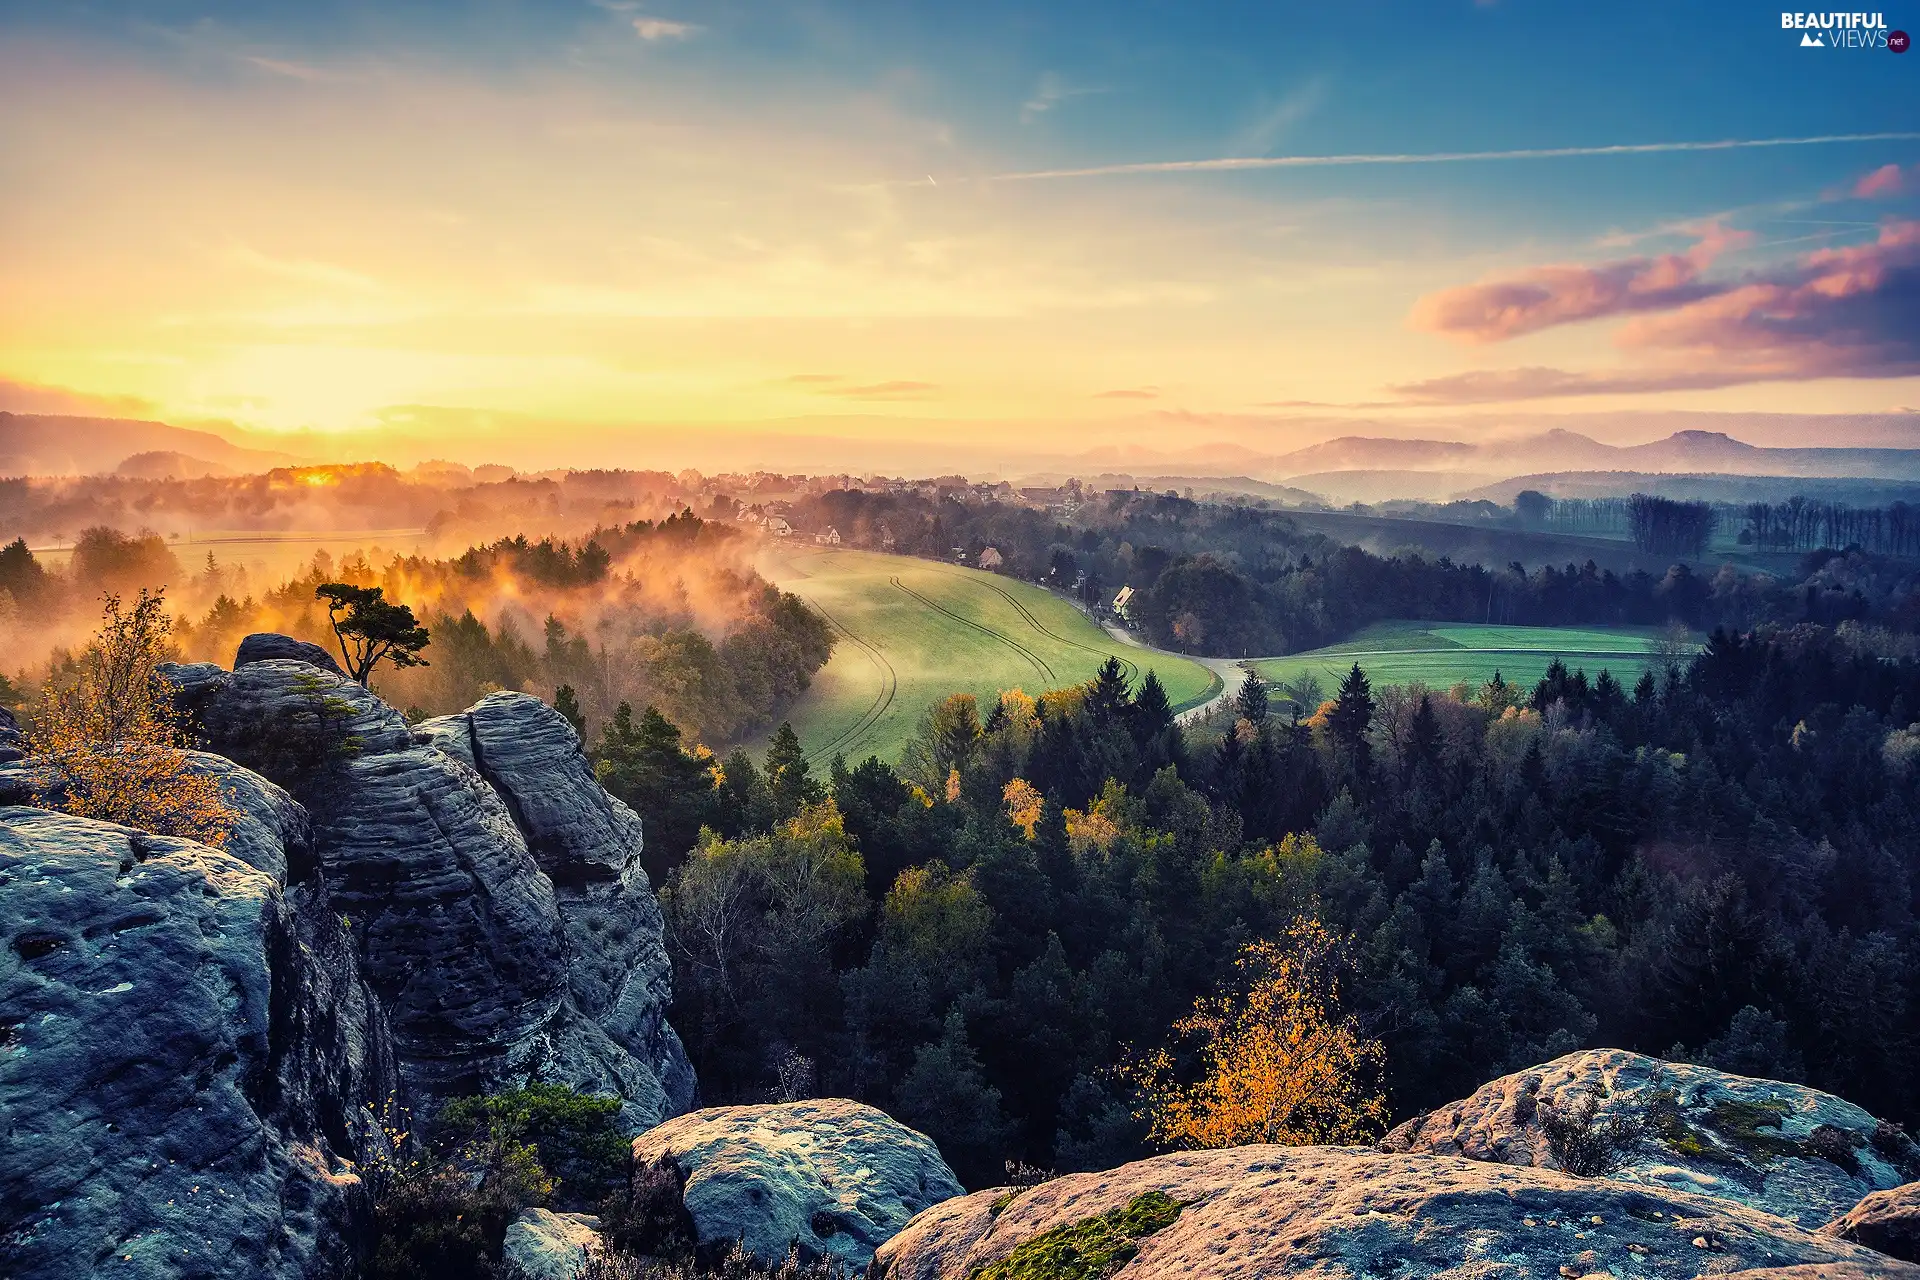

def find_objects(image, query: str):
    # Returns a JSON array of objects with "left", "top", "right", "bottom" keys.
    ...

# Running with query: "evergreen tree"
[
  {"left": 594, "top": 703, "right": 715, "bottom": 882},
  {"left": 1234, "top": 669, "right": 1269, "bottom": 725},
  {"left": 1327, "top": 663, "right": 1375, "bottom": 778},
  {"left": 713, "top": 747, "right": 776, "bottom": 836},
  {"left": 764, "top": 721, "right": 825, "bottom": 821},
  {"left": 1085, "top": 657, "right": 1131, "bottom": 725},
  {"left": 1131, "top": 669, "right": 1174, "bottom": 743},
  {"left": 552, "top": 684, "right": 585, "bottom": 738},
  {"left": 1405, "top": 693, "right": 1441, "bottom": 778},
  {"left": 894, "top": 1010, "right": 1011, "bottom": 1189}
]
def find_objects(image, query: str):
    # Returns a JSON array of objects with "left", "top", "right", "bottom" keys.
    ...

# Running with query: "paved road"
[{"left": 1100, "top": 622, "right": 1245, "bottom": 725}]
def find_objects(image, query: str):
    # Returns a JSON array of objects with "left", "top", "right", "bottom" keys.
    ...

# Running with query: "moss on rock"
[{"left": 970, "top": 1192, "right": 1183, "bottom": 1280}]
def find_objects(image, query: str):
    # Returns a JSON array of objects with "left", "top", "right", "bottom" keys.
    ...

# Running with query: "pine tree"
[
  {"left": 552, "top": 684, "right": 585, "bottom": 738},
  {"left": 1131, "top": 669, "right": 1174, "bottom": 743},
  {"left": 764, "top": 722, "right": 825, "bottom": 821},
  {"left": 1086, "top": 657, "right": 1131, "bottom": 725},
  {"left": 1405, "top": 693, "right": 1441, "bottom": 777},
  {"left": 594, "top": 703, "right": 715, "bottom": 882},
  {"left": 1234, "top": 670, "right": 1269, "bottom": 725},
  {"left": 1327, "top": 663, "right": 1374, "bottom": 778},
  {"left": 894, "top": 1010, "right": 1011, "bottom": 1188}
]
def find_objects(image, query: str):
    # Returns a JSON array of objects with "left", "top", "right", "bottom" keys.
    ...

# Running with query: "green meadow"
[
  {"left": 757, "top": 546, "right": 1218, "bottom": 766},
  {"left": 1250, "top": 620, "right": 1671, "bottom": 704}
]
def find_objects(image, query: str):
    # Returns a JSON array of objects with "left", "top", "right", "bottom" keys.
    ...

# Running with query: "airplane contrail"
[{"left": 988, "top": 132, "right": 1920, "bottom": 181}]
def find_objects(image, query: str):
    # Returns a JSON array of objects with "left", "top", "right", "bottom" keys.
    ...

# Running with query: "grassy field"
[
  {"left": 758, "top": 546, "right": 1219, "bottom": 766},
  {"left": 1250, "top": 620, "right": 1672, "bottom": 703}
]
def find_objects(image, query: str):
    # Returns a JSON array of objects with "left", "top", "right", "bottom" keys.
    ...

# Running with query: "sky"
[{"left": 1, "top": 0, "right": 1917, "bottom": 466}]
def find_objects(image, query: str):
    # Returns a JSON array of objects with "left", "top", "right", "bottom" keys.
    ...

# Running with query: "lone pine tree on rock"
[{"left": 315, "top": 582, "right": 432, "bottom": 686}]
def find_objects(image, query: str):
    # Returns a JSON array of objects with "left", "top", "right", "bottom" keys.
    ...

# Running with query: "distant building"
[
  {"left": 877, "top": 522, "right": 896, "bottom": 551},
  {"left": 1112, "top": 585, "right": 1135, "bottom": 620},
  {"left": 766, "top": 517, "right": 794, "bottom": 538},
  {"left": 951, "top": 546, "right": 968, "bottom": 563},
  {"left": 979, "top": 546, "right": 1004, "bottom": 570},
  {"left": 816, "top": 526, "right": 842, "bottom": 545}
]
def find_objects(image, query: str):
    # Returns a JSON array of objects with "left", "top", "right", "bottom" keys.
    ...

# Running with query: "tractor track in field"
[
  {"left": 784, "top": 592, "right": 898, "bottom": 767},
  {"left": 931, "top": 568, "right": 1142, "bottom": 684},
  {"left": 889, "top": 575, "right": 1057, "bottom": 686}
]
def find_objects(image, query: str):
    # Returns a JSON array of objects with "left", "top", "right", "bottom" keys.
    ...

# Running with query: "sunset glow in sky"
[{"left": 2, "top": 1, "right": 1917, "bottom": 459}]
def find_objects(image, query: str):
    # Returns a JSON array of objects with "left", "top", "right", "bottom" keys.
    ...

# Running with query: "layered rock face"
[
  {"left": 632, "top": 1099, "right": 965, "bottom": 1268},
  {"left": 873, "top": 1145, "right": 1918, "bottom": 1280},
  {"left": 1828, "top": 1183, "right": 1920, "bottom": 1263},
  {"left": 0, "top": 807, "right": 395, "bottom": 1280},
  {"left": 1382, "top": 1048, "right": 1919, "bottom": 1227},
  {"left": 190, "top": 649, "right": 692, "bottom": 1131}
]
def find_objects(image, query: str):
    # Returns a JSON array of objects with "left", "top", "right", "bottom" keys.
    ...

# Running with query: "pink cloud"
[
  {"left": 1395, "top": 220, "right": 1920, "bottom": 402},
  {"left": 1855, "top": 164, "right": 1907, "bottom": 199},
  {"left": 1409, "top": 224, "right": 1751, "bottom": 343}
]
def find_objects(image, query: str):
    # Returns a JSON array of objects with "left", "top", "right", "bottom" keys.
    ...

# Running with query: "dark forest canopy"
[
  {"left": 604, "top": 622, "right": 1920, "bottom": 1187},
  {"left": 785, "top": 487, "right": 1920, "bottom": 655}
]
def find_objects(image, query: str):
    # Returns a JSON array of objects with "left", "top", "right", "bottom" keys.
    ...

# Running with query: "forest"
[
  {"left": 787, "top": 487, "right": 1920, "bottom": 656},
  {"left": 0, "top": 515, "right": 833, "bottom": 743},
  {"left": 592, "top": 619, "right": 1920, "bottom": 1187}
]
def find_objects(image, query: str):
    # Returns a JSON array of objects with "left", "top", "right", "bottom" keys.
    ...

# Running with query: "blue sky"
[{"left": 1, "top": 0, "right": 1915, "bottom": 453}]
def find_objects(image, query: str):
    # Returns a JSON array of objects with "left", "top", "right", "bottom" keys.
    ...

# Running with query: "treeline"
[
  {"left": 0, "top": 462, "right": 699, "bottom": 546},
  {"left": 1742, "top": 498, "right": 1920, "bottom": 557},
  {"left": 0, "top": 517, "right": 834, "bottom": 743},
  {"left": 601, "top": 624, "right": 1920, "bottom": 1187},
  {"left": 786, "top": 488, "right": 1920, "bottom": 656},
  {"left": 1626, "top": 494, "right": 1716, "bottom": 557}
]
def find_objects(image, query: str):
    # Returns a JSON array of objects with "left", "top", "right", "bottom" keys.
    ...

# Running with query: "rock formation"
[
  {"left": 501, "top": 1208, "right": 605, "bottom": 1280},
  {"left": 234, "top": 631, "right": 347, "bottom": 678},
  {"left": 188, "top": 644, "right": 693, "bottom": 1131},
  {"left": 1382, "top": 1048, "right": 1920, "bottom": 1227},
  {"left": 0, "top": 807, "right": 395, "bottom": 1280},
  {"left": 1829, "top": 1182, "right": 1920, "bottom": 1263},
  {"left": 872, "top": 1144, "right": 1919, "bottom": 1280},
  {"left": 632, "top": 1099, "right": 965, "bottom": 1268}
]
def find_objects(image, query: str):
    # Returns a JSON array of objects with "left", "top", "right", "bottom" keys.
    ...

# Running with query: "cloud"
[
  {"left": 1021, "top": 72, "right": 1101, "bottom": 123},
  {"left": 632, "top": 16, "right": 698, "bottom": 41},
  {"left": 1094, "top": 387, "right": 1159, "bottom": 400},
  {"left": 779, "top": 373, "right": 844, "bottom": 384},
  {"left": 1856, "top": 164, "right": 1908, "bottom": 198},
  {"left": 818, "top": 380, "right": 937, "bottom": 399},
  {"left": 987, "top": 131, "right": 1920, "bottom": 181},
  {"left": 1232, "top": 77, "right": 1330, "bottom": 155},
  {"left": 1389, "top": 366, "right": 1750, "bottom": 404},
  {"left": 243, "top": 56, "right": 333, "bottom": 82},
  {"left": 1410, "top": 223, "right": 1750, "bottom": 342},
  {"left": 0, "top": 378, "right": 160, "bottom": 418},
  {"left": 1396, "top": 219, "right": 1920, "bottom": 402},
  {"left": 1613, "top": 219, "right": 1920, "bottom": 374}
]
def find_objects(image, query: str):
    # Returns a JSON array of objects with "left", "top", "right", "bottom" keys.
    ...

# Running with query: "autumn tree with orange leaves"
[
  {"left": 31, "top": 589, "right": 234, "bottom": 846},
  {"left": 1127, "top": 918, "right": 1387, "bottom": 1149}
]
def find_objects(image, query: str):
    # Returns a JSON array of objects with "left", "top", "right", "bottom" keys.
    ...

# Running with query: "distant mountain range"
[
  {"left": 1070, "top": 429, "right": 1920, "bottom": 500},
  {"left": 0, "top": 413, "right": 298, "bottom": 477}
]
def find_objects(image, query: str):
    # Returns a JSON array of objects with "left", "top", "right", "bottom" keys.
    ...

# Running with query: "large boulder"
[
  {"left": 196, "top": 656, "right": 692, "bottom": 1130},
  {"left": 1381, "top": 1048, "right": 1920, "bottom": 1227},
  {"left": 234, "top": 632, "right": 346, "bottom": 679},
  {"left": 419, "top": 692, "right": 693, "bottom": 1115},
  {"left": 632, "top": 1099, "right": 964, "bottom": 1268},
  {"left": 501, "top": 1208, "right": 604, "bottom": 1280},
  {"left": 872, "top": 1144, "right": 1917, "bottom": 1280},
  {"left": 1827, "top": 1182, "right": 1920, "bottom": 1263},
  {"left": 0, "top": 806, "right": 396, "bottom": 1280}
]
